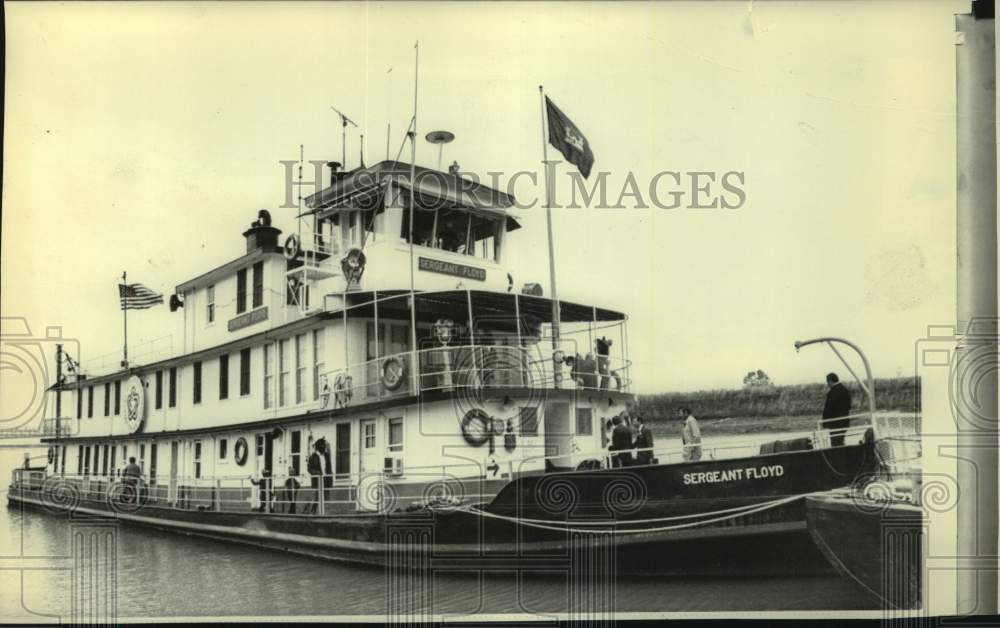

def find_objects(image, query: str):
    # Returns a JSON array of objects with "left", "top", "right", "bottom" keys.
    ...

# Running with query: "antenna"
[
  {"left": 425, "top": 130, "right": 455, "bottom": 170},
  {"left": 330, "top": 105, "right": 359, "bottom": 169}
]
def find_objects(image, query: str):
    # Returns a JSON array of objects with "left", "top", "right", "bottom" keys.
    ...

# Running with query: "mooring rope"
[{"left": 455, "top": 491, "right": 824, "bottom": 535}]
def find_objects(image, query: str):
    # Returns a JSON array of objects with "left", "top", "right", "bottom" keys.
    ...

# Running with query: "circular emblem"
[
  {"left": 340, "top": 247, "right": 367, "bottom": 285},
  {"left": 460, "top": 409, "right": 492, "bottom": 447},
  {"left": 123, "top": 375, "right": 145, "bottom": 434},
  {"left": 381, "top": 357, "right": 407, "bottom": 391}
]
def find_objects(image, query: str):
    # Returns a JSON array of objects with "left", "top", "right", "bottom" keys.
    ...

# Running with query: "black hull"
[
  {"left": 805, "top": 492, "right": 924, "bottom": 608},
  {"left": 8, "top": 441, "right": 876, "bottom": 576}
]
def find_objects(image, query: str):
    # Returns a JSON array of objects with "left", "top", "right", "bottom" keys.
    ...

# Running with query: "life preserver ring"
[
  {"left": 283, "top": 234, "right": 301, "bottom": 260},
  {"left": 47, "top": 447, "right": 54, "bottom": 465},
  {"left": 461, "top": 409, "right": 493, "bottom": 447},
  {"left": 234, "top": 437, "right": 249, "bottom": 466},
  {"left": 340, "top": 248, "right": 367, "bottom": 284},
  {"left": 381, "top": 357, "right": 407, "bottom": 391}
]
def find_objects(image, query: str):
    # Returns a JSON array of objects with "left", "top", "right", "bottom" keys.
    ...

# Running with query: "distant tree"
[{"left": 743, "top": 369, "right": 774, "bottom": 388}]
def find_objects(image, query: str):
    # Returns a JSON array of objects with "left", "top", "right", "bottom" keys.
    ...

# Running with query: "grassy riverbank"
[{"left": 637, "top": 376, "right": 920, "bottom": 439}]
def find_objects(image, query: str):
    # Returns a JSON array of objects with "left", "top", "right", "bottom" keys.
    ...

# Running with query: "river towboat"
[{"left": 9, "top": 160, "right": 892, "bottom": 575}]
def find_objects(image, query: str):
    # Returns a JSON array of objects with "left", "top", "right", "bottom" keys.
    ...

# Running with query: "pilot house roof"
[{"left": 303, "top": 160, "right": 521, "bottom": 231}]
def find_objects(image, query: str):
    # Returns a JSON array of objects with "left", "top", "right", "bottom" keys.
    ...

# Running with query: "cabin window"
[
  {"left": 149, "top": 444, "right": 157, "bottom": 484},
  {"left": 263, "top": 344, "right": 274, "bottom": 409},
  {"left": 155, "top": 371, "right": 163, "bottom": 409},
  {"left": 312, "top": 329, "right": 325, "bottom": 401},
  {"left": 193, "top": 441, "right": 202, "bottom": 479},
  {"left": 168, "top": 367, "right": 177, "bottom": 407},
  {"left": 236, "top": 268, "right": 248, "bottom": 314},
  {"left": 114, "top": 380, "right": 121, "bottom": 415},
  {"left": 110, "top": 446, "right": 117, "bottom": 477},
  {"left": 255, "top": 434, "right": 264, "bottom": 457},
  {"left": 100, "top": 445, "right": 108, "bottom": 476},
  {"left": 77, "top": 447, "right": 83, "bottom": 476},
  {"left": 192, "top": 362, "right": 202, "bottom": 404},
  {"left": 295, "top": 334, "right": 306, "bottom": 404},
  {"left": 388, "top": 418, "right": 403, "bottom": 453},
  {"left": 87, "top": 386, "right": 94, "bottom": 418},
  {"left": 219, "top": 354, "right": 229, "bottom": 400},
  {"left": 363, "top": 422, "right": 377, "bottom": 449},
  {"left": 335, "top": 423, "right": 350, "bottom": 477},
  {"left": 60, "top": 446, "right": 66, "bottom": 476},
  {"left": 240, "top": 348, "right": 251, "bottom": 396},
  {"left": 206, "top": 284, "right": 215, "bottom": 324},
  {"left": 519, "top": 407, "right": 539, "bottom": 436},
  {"left": 290, "top": 430, "right": 301, "bottom": 476},
  {"left": 76, "top": 389, "right": 82, "bottom": 419},
  {"left": 139, "top": 443, "right": 146, "bottom": 473},
  {"left": 218, "top": 438, "right": 228, "bottom": 461},
  {"left": 252, "top": 261, "right": 264, "bottom": 308},
  {"left": 103, "top": 383, "right": 110, "bottom": 416},
  {"left": 83, "top": 446, "right": 91, "bottom": 477},
  {"left": 575, "top": 408, "right": 593, "bottom": 436},
  {"left": 278, "top": 339, "right": 289, "bottom": 406}
]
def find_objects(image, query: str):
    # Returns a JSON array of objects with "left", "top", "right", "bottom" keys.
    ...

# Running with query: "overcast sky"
[{"left": 2, "top": 1, "right": 965, "bottom": 407}]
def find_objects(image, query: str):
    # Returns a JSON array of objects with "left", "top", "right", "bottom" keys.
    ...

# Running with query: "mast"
[
  {"left": 538, "top": 86, "right": 562, "bottom": 385},
  {"left": 121, "top": 271, "right": 128, "bottom": 369}
]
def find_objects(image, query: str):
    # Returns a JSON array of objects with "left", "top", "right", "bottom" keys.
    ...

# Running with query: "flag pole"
[
  {"left": 121, "top": 271, "right": 129, "bottom": 369},
  {"left": 538, "top": 86, "right": 562, "bottom": 376}
]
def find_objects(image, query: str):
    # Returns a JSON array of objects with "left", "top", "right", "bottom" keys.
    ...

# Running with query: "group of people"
[
  {"left": 602, "top": 407, "right": 703, "bottom": 467},
  {"left": 253, "top": 439, "right": 331, "bottom": 514},
  {"left": 566, "top": 337, "right": 623, "bottom": 391}
]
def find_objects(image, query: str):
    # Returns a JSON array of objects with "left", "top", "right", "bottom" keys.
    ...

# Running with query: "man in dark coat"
[
  {"left": 822, "top": 373, "right": 853, "bottom": 447},
  {"left": 123, "top": 457, "right": 142, "bottom": 504},
  {"left": 610, "top": 416, "right": 633, "bottom": 467},
  {"left": 632, "top": 416, "right": 655, "bottom": 465},
  {"left": 304, "top": 441, "right": 324, "bottom": 514}
]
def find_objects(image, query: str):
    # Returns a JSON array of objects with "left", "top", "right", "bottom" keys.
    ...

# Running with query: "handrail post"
[{"left": 319, "top": 476, "right": 325, "bottom": 516}]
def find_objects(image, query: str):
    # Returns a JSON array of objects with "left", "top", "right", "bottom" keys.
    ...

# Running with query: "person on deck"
[
  {"left": 822, "top": 373, "right": 853, "bottom": 447},
  {"left": 595, "top": 337, "right": 613, "bottom": 389},
  {"left": 610, "top": 416, "right": 633, "bottom": 467},
  {"left": 632, "top": 416, "right": 655, "bottom": 465},
  {"left": 123, "top": 457, "right": 142, "bottom": 504},
  {"left": 280, "top": 466, "right": 300, "bottom": 514},
  {"left": 679, "top": 408, "right": 702, "bottom": 462},
  {"left": 304, "top": 441, "right": 325, "bottom": 514}
]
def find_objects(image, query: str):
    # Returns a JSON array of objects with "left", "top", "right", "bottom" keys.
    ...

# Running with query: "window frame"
[
  {"left": 192, "top": 361, "right": 202, "bottom": 405},
  {"left": 206, "top": 284, "right": 216, "bottom": 324},
  {"left": 236, "top": 268, "right": 248, "bottom": 314},
  {"left": 219, "top": 354, "right": 229, "bottom": 400},
  {"left": 388, "top": 418, "right": 404, "bottom": 453},
  {"left": 239, "top": 348, "right": 251, "bottom": 396}
]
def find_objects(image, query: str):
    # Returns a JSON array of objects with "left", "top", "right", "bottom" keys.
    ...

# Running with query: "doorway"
[{"left": 543, "top": 402, "right": 572, "bottom": 471}]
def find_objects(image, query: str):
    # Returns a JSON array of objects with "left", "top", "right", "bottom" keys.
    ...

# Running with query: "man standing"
[
  {"left": 822, "top": 373, "right": 853, "bottom": 447},
  {"left": 679, "top": 408, "right": 702, "bottom": 462},
  {"left": 632, "top": 416, "right": 655, "bottom": 465},
  {"left": 305, "top": 441, "right": 324, "bottom": 514},
  {"left": 610, "top": 416, "right": 633, "bottom": 467},
  {"left": 123, "top": 456, "right": 142, "bottom": 504}
]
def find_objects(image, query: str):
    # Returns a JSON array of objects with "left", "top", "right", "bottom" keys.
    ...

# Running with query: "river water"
[{"left": 0, "top": 441, "right": 876, "bottom": 621}]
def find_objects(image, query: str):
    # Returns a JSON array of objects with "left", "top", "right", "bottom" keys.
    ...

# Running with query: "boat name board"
[
  {"left": 418, "top": 257, "right": 486, "bottom": 281},
  {"left": 228, "top": 306, "right": 269, "bottom": 332},
  {"left": 682, "top": 464, "right": 785, "bottom": 485}
]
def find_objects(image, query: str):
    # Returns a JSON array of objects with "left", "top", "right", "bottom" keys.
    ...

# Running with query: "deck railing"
[
  {"left": 317, "top": 342, "right": 632, "bottom": 411},
  {"left": 13, "top": 422, "right": 887, "bottom": 517}
]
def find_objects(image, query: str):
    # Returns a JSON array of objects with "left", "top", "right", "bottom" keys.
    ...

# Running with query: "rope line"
[{"left": 455, "top": 491, "right": 824, "bottom": 535}]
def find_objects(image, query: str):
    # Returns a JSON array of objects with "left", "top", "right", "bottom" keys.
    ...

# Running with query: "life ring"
[
  {"left": 283, "top": 234, "right": 301, "bottom": 260},
  {"left": 461, "top": 409, "right": 493, "bottom": 447},
  {"left": 234, "top": 437, "right": 249, "bottom": 466},
  {"left": 381, "top": 357, "right": 407, "bottom": 391},
  {"left": 340, "top": 248, "right": 367, "bottom": 284},
  {"left": 47, "top": 447, "right": 54, "bottom": 465}
]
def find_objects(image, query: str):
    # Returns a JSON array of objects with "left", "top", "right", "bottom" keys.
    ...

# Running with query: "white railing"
[{"left": 316, "top": 341, "right": 633, "bottom": 411}]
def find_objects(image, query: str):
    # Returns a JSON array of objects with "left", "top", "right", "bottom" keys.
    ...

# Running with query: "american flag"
[{"left": 119, "top": 283, "right": 164, "bottom": 310}]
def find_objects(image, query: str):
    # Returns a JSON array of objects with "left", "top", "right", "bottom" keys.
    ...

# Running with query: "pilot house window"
[{"left": 206, "top": 284, "right": 215, "bottom": 324}]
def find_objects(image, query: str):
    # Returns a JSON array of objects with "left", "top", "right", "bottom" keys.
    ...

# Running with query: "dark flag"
[
  {"left": 545, "top": 96, "right": 594, "bottom": 179},
  {"left": 119, "top": 283, "right": 164, "bottom": 310}
]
